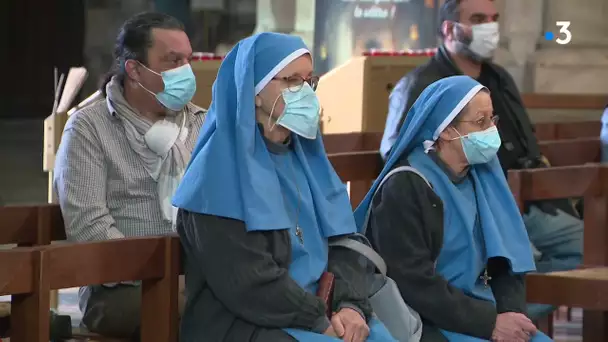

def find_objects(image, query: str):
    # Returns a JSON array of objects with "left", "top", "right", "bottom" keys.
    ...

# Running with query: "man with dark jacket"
[{"left": 380, "top": 0, "right": 582, "bottom": 319}]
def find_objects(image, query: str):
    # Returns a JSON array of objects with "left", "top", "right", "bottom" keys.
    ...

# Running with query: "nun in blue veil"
[
  {"left": 354, "top": 76, "right": 553, "bottom": 342},
  {"left": 172, "top": 32, "right": 396, "bottom": 342}
]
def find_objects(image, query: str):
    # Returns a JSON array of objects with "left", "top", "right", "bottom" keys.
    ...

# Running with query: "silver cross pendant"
[
  {"left": 480, "top": 269, "right": 492, "bottom": 288},
  {"left": 295, "top": 226, "right": 304, "bottom": 244}
]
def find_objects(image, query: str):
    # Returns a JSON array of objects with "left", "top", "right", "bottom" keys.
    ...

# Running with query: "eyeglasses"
[
  {"left": 272, "top": 75, "right": 320, "bottom": 92},
  {"left": 458, "top": 115, "right": 499, "bottom": 128}
]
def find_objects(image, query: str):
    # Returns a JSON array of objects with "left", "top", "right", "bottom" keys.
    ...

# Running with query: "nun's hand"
[
  {"left": 492, "top": 312, "right": 536, "bottom": 342},
  {"left": 323, "top": 326, "right": 338, "bottom": 337},
  {"left": 330, "top": 308, "right": 370, "bottom": 342}
]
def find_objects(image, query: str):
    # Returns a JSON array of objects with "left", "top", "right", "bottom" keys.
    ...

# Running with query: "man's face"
[
  {"left": 458, "top": 0, "right": 499, "bottom": 29},
  {"left": 443, "top": 0, "right": 500, "bottom": 61},
  {"left": 137, "top": 28, "right": 193, "bottom": 95}
]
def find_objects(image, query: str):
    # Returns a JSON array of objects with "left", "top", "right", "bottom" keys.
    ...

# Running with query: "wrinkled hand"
[
  {"left": 330, "top": 308, "right": 370, "bottom": 342},
  {"left": 492, "top": 312, "right": 537, "bottom": 342},
  {"left": 323, "top": 326, "right": 339, "bottom": 337}
]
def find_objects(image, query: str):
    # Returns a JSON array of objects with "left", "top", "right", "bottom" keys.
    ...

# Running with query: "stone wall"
[{"left": 494, "top": 0, "right": 608, "bottom": 93}]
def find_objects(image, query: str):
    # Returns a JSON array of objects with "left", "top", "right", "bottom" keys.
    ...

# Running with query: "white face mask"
[{"left": 468, "top": 22, "right": 500, "bottom": 59}]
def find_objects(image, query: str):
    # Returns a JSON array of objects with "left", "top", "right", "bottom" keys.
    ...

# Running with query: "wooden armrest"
[{"left": 526, "top": 267, "right": 608, "bottom": 310}]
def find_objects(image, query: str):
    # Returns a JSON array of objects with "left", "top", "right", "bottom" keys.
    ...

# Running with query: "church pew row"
[
  {"left": 3, "top": 166, "right": 604, "bottom": 341},
  {"left": 0, "top": 128, "right": 602, "bottom": 340},
  {"left": 0, "top": 166, "right": 603, "bottom": 340},
  {"left": 322, "top": 120, "right": 600, "bottom": 154},
  {"left": 509, "top": 165, "right": 608, "bottom": 342},
  {"left": 0, "top": 236, "right": 180, "bottom": 342}
]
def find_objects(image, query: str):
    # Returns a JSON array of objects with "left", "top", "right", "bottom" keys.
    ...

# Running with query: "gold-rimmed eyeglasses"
[
  {"left": 272, "top": 75, "right": 320, "bottom": 92},
  {"left": 458, "top": 115, "right": 499, "bottom": 128}
]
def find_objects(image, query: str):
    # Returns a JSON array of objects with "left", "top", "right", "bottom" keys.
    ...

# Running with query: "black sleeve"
[
  {"left": 327, "top": 235, "right": 373, "bottom": 321},
  {"left": 369, "top": 172, "right": 497, "bottom": 339},
  {"left": 487, "top": 257, "right": 527, "bottom": 315},
  {"left": 178, "top": 211, "right": 330, "bottom": 333}
]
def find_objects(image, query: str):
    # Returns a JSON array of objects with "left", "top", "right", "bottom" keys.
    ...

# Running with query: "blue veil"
[
  {"left": 355, "top": 75, "right": 535, "bottom": 285},
  {"left": 172, "top": 32, "right": 355, "bottom": 238}
]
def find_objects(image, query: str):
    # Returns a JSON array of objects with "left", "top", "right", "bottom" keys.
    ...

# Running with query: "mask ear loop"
[
  {"left": 425, "top": 127, "right": 465, "bottom": 153},
  {"left": 267, "top": 92, "right": 284, "bottom": 131},
  {"left": 449, "top": 126, "right": 465, "bottom": 140},
  {"left": 132, "top": 61, "right": 164, "bottom": 97}
]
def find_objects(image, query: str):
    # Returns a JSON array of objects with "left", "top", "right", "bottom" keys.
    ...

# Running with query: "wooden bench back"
[
  {"left": 508, "top": 164, "right": 608, "bottom": 267},
  {"left": 0, "top": 236, "right": 180, "bottom": 342},
  {"left": 0, "top": 204, "right": 65, "bottom": 246},
  {"left": 534, "top": 121, "right": 600, "bottom": 141},
  {"left": 540, "top": 137, "right": 601, "bottom": 166}
]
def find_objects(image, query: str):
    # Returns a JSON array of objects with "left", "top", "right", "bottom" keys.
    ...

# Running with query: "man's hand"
[
  {"left": 330, "top": 308, "right": 370, "bottom": 342},
  {"left": 492, "top": 312, "right": 537, "bottom": 342}
]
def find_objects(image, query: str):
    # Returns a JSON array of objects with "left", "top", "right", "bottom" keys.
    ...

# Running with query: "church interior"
[{"left": 1, "top": 0, "right": 608, "bottom": 341}]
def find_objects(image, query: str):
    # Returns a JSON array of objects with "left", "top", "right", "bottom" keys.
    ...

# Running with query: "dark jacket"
[
  {"left": 381, "top": 45, "right": 576, "bottom": 217},
  {"left": 367, "top": 156, "right": 527, "bottom": 341}
]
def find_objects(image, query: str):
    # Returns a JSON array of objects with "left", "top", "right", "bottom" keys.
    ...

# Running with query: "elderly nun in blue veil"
[
  {"left": 172, "top": 33, "right": 396, "bottom": 342},
  {"left": 354, "top": 76, "right": 553, "bottom": 342}
]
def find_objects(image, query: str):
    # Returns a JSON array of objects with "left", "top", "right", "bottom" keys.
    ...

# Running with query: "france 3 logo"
[{"left": 544, "top": 21, "right": 572, "bottom": 45}]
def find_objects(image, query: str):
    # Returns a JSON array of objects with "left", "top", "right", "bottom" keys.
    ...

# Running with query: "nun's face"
[
  {"left": 255, "top": 54, "right": 314, "bottom": 141},
  {"left": 438, "top": 91, "right": 495, "bottom": 161},
  {"left": 451, "top": 91, "right": 495, "bottom": 136}
]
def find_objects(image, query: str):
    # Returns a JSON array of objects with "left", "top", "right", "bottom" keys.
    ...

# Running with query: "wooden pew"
[
  {"left": 521, "top": 94, "right": 606, "bottom": 110},
  {"left": 0, "top": 205, "right": 183, "bottom": 341},
  {"left": 540, "top": 137, "right": 601, "bottom": 167},
  {"left": 509, "top": 165, "right": 608, "bottom": 342},
  {"left": 0, "top": 204, "right": 66, "bottom": 246},
  {"left": 534, "top": 121, "right": 600, "bottom": 141},
  {"left": 0, "top": 236, "right": 180, "bottom": 342}
]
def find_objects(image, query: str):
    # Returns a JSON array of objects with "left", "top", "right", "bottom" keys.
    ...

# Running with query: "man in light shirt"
[{"left": 54, "top": 12, "right": 205, "bottom": 339}]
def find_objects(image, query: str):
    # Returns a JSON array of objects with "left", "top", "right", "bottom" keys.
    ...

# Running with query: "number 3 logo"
[{"left": 556, "top": 21, "right": 572, "bottom": 45}]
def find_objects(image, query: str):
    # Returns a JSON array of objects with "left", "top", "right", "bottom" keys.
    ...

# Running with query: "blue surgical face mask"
[
  {"left": 269, "top": 83, "right": 321, "bottom": 139},
  {"left": 454, "top": 126, "right": 502, "bottom": 164},
  {"left": 138, "top": 63, "right": 197, "bottom": 111}
]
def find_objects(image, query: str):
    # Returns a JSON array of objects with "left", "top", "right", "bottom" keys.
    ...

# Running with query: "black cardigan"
[{"left": 367, "top": 158, "right": 527, "bottom": 341}]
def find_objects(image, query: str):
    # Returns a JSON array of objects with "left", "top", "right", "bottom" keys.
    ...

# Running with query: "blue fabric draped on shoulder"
[
  {"left": 172, "top": 32, "right": 355, "bottom": 237},
  {"left": 354, "top": 76, "right": 544, "bottom": 341}
]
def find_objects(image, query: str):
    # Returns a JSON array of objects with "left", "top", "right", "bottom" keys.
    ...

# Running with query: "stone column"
[
  {"left": 254, "top": 0, "right": 315, "bottom": 48},
  {"left": 532, "top": 0, "right": 608, "bottom": 93},
  {"left": 493, "top": 0, "right": 544, "bottom": 92}
]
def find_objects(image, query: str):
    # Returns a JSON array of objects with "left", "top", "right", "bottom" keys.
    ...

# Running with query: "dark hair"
[
  {"left": 100, "top": 12, "right": 185, "bottom": 96},
  {"left": 437, "top": 0, "right": 463, "bottom": 38},
  {"left": 437, "top": 0, "right": 496, "bottom": 38}
]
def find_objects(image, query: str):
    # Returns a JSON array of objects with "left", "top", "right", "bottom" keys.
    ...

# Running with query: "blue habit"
[
  {"left": 173, "top": 32, "right": 395, "bottom": 341},
  {"left": 354, "top": 76, "right": 552, "bottom": 342}
]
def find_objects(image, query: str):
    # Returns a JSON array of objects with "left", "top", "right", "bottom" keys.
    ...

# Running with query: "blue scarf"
[{"left": 172, "top": 32, "right": 355, "bottom": 238}]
